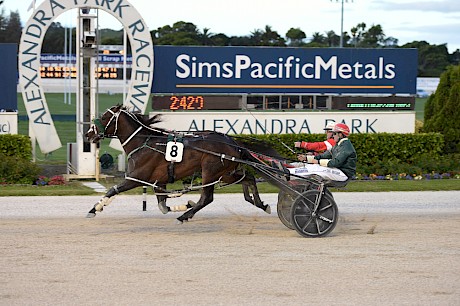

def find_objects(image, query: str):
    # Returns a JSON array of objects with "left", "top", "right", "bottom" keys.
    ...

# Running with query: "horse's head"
[{"left": 86, "top": 104, "right": 124, "bottom": 143}]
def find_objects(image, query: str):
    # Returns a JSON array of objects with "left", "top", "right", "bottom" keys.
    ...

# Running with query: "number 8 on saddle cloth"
[{"left": 165, "top": 141, "right": 184, "bottom": 162}]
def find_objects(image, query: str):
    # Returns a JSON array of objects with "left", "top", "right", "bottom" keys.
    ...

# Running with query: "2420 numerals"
[{"left": 169, "top": 96, "right": 204, "bottom": 110}]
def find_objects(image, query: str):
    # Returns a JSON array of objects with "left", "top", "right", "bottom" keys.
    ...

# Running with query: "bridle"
[
  {"left": 93, "top": 107, "right": 120, "bottom": 139},
  {"left": 88, "top": 108, "right": 121, "bottom": 139}
]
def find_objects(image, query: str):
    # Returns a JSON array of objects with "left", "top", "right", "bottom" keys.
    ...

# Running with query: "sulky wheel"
[
  {"left": 277, "top": 180, "right": 310, "bottom": 230},
  {"left": 277, "top": 191, "right": 295, "bottom": 230},
  {"left": 290, "top": 189, "right": 338, "bottom": 238}
]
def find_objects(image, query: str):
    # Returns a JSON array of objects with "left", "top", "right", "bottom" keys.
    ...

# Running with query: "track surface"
[{"left": 1, "top": 192, "right": 459, "bottom": 305}]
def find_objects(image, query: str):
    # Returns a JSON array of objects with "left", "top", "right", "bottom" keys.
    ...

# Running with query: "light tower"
[
  {"left": 66, "top": 8, "right": 100, "bottom": 180},
  {"left": 331, "top": 0, "right": 353, "bottom": 48}
]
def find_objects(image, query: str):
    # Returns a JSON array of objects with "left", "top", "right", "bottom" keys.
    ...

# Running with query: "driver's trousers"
[{"left": 288, "top": 164, "right": 348, "bottom": 181}]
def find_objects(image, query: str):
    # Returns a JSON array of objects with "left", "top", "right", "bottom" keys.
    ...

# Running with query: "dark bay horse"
[{"left": 85, "top": 105, "right": 283, "bottom": 223}]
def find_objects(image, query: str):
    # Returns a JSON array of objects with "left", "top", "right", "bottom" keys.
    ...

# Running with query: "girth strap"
[{"left": 167, "top": 162, "right": 175, "bottom": 183}]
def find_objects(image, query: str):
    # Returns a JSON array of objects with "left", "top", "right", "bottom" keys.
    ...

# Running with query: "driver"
[
  {"left": 294, "top": 122, "right": 336, "bottom": 154},
  {"left": 288, "top": 123, "right": 357, "bottom": 182}
]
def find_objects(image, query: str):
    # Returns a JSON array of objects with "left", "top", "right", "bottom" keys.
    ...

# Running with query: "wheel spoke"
[
  {"left": 315, "top": 218, "right": 324, "bottom": 234},
  {"left": 301, "top": 216, "right": 314, "bottom": 232},
  {"left": 298, "top": 198, "right": 314, "bottom": 213},
  {"left": 318, "top": 203, "right": 333, "bottom": 212},
  {"left": 293, "top": 210, "right": 312, "bottom": 220}
]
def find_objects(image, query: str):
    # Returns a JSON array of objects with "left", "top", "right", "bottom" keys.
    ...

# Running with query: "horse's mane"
[
  {"left": 115, "top": 104, "right": 166, "bottom": 134},
  {"left": 132, "top": 112, "right": 163, "bottom": 126}
]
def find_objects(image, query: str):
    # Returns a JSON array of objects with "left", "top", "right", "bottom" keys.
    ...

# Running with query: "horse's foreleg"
[
  {"left": 155, "top": 184, "right": 197, "bottom": 214},
  {"left": 176, "top": 186, "right": 214, "bottom": 223},
  {"left": 86, "top": 180, "right": 141, "bottom": 218},
  {"left": 86, "top": 187, "right": 118, "bottom": 218},
  {"left": 155, "top": 184, "right": 170, "bottom": 214},
  {"left": 242, "top": 178, "right": 271, "bottom": 214},
  {"left": 156, "top": 194, "right": 170, "bottom": 214}
]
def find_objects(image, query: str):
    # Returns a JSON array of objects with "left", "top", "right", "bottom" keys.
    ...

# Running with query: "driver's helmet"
[
  {"left": 323, "top": 122, "right": 335, "bottom": 131},
  {"left": 333, "top": 123, "right": 350, "bottom": 137}
]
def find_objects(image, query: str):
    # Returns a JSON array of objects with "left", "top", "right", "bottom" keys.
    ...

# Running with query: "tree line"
[{"left": 1, "top": 9, "right": 459, "bottom": 77}]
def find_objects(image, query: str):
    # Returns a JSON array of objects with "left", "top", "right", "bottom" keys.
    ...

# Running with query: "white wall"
[
  {"left": 151, "top": 111, "right": 416, "bottom": 134},
  {"left": 0, "top": 112, "right": 18, "bottom": 134}
]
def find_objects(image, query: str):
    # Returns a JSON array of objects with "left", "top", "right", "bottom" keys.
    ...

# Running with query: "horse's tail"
[
  {"left": 231, "top": 136, "right": 286, "bottom": 161},
  {"left": 230, "top": 136, "right": 296, "bottom": 188}
]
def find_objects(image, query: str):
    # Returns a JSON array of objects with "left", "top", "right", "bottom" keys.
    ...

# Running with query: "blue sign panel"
[
  {"left": 0, "top": 44, "right": 18, "bottom": 111},
  {"left": 152, "top": 46, "right": 417, "bottom": 95}
]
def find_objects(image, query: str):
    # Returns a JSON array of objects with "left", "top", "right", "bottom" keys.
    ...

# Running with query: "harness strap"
[
  {"left": 121, "top": 126, "right": 143, "bottom": 147},
  {"left": 216, "top": 170, "right": 247, "bottom": 189},
  {"left": 154, "top": 176, "right": 223, "bottom": 196},
  {"left": 127, "top": 141, "right": 165, "bottom": 160},
  {"left": 125, "top": 176, "right": 158, "bottom": 188}
]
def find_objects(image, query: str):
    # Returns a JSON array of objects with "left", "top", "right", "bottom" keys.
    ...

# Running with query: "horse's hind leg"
[
  {"left": 87, "top": 179, "right": 141, "bottom": 218},
  {"left": 242, "top": 178, "right": 271, "bottom": 214}
]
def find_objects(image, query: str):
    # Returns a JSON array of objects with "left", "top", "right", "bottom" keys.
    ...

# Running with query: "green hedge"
[
  {"left": 243, "top": 133, "right": 444, "bottom": 161},
  {"left": 238, "top": 132, "right": 450, "bottom": 176},
  {"left": 0, "top": 135, "right": 40, "bottom": 184},
  {"left": 0, "top": 134, "right": 34, "bottom": 160}
]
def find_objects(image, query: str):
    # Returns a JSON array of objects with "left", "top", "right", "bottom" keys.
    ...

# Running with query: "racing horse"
[{"left": 85, "top": 104, "right": 284, "bottom": 223}]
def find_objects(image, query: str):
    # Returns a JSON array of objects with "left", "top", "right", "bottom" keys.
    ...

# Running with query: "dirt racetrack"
[{"left": 1, "top": 192, "right": 459, "bottom": 305}]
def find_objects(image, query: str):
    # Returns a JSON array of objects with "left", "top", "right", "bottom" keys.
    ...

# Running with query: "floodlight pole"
[
  {"left": 332, "top": 0, "right": 352, "bottom": 48},
  {"left": 340, "top": 0, "right": 344, "bottom": 47}
]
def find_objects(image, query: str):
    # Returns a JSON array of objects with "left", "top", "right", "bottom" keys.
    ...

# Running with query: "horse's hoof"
[
  {"left": 175, "top": 219, "right": 183, "bottom": 225},
  {"left": 265, "top": 205, "right": 271, "bottom": 214},
  {"left": 158, "top": 204, "right": 170, "bottom": 214},
  {"left": 86, "top": 212, "right": 96, "bottom": 218},
  {"left": 187, "top": 200, "right": 197, "bottom": 207}
]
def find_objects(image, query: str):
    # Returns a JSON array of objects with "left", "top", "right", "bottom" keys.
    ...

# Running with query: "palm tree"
[
  {"left": 310, "top": 32, "right": 326, "bottom": 45},
  {"left": 249, "top": 29, "right": 263, "bottom": 46},
  {"left": 325, "top": 30, "right": 339, "bottom": 47},
  {"left": 199, "top": 27, "right": 213, "bottom": 45}
]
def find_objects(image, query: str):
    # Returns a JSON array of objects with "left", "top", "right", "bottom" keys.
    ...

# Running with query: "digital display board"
[
  {"left": 331, "top": 96, "right": 415, "bottom": 110},
  {"left": 40, "top": 66, "right": 132, "bottom": 79},
  {"left": 152, "top": 95, "right": 241, "bottom": 110}
]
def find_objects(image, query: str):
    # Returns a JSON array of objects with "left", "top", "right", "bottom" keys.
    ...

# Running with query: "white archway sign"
[{"left": 19, "top": 0, "right": 154, "bottom": 153}]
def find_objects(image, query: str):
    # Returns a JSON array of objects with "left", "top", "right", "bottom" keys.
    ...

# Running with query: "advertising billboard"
[{"left": 152, "top": 46, "right": 417, "bottom": 95}]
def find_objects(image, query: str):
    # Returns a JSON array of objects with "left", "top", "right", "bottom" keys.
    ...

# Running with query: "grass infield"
[{"left": 1, "top": 179, "right": 459, "bottom": 196}]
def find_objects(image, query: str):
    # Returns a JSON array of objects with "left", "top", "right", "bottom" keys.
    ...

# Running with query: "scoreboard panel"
[{"left": 152, "top": 95, "right": 241, "bottom": 110}]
